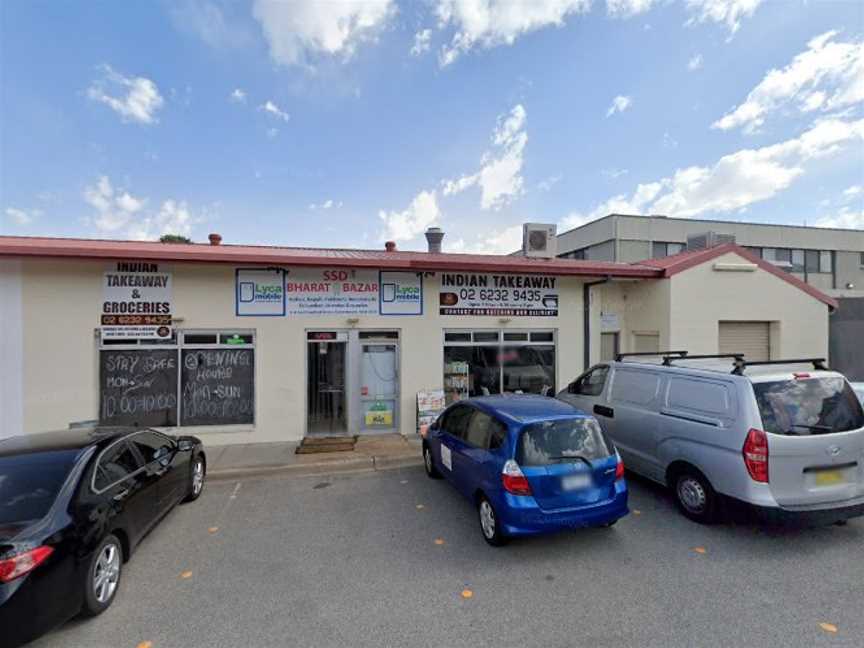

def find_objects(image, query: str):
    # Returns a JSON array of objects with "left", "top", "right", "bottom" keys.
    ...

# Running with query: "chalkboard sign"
[
  {"left": 181, "top": 348, "right": 255, "bottom": 426},
  {"left": 100, "top": 349, "right": 179, "bottom": 427}
]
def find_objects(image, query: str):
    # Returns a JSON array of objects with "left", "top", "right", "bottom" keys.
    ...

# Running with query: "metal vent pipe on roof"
[
  {"left": 425, "top": 227, "right": 444, "bottom": 253},
  {"left": 385, "top": 241, "right": 397, "bottom": 252},
  {"left": 208, "top": 233, "right": 222, "bottom": 246}
]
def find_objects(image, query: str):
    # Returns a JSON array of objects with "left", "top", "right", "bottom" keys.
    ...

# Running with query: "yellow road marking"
[
  {"left": 819, "top": 623, "right": 838, "bottom": 634},
  {"left": 434, "top": 538, "right": 445, "bottom": 545},
  {"left": 461, "top": 589, "right": 473, "bottom": 599},
  {"left": 208, "top": 527, "right": 219, "bottom": 534},
  {"left": 180, "top": 570, "right": 193, "bottom": 579},
  {"left": 136, "top": 642, "right": 153, "bottom": 648},
  {"left": 693, "top": 547, "right": 707, "bottom": 554}
]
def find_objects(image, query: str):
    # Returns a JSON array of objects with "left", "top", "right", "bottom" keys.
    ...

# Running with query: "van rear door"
[
  {"left": 752, "top": 375, "right": 864, "bottom": 507},
  {"left": 516, "top": 417, "right": 619, "bottom": 511}
]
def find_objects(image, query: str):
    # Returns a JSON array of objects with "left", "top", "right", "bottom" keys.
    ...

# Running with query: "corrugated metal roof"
[{"left": 0, "top": 235, "right": 660, "bottom": 278}]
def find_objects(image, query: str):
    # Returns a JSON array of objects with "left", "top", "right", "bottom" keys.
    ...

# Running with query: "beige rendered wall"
[
  {"left": 667, "top": 251, "right": 830, "bottom": 358},
  {"left": 19, "top": 258, "right": 588, "bottom": 445},
  {"left": 596, "top": 280, "right": 671, "bottom": 359}
]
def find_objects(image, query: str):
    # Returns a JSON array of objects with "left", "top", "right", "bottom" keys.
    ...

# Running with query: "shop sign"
[
  {"left": 380, "top": 271, "right": 423, "bottom": 315},
  {"left": 285, "top": 268, "right": 379, "bottom": 316},
  {"left": 365, "top": 402, "right": 394, "bottom": 426},
  {"left": 101, "top": 262, "right": 172, "bottom": 340},
  {"left": 600, "top": 312, "right": 620, "bottom": 332},
  {"left": 236, "top": 269, "right": 285, "bottom": 316},
  {"left": 438, "top": 273, "right": 558, "bottom": 317}
]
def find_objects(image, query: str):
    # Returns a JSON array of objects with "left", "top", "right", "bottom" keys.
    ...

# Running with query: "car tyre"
[
  {"left": 423, "top": 444, "right": 441, "bottom": 479},
  {"left": 183, "top": 456, "right": 206, "bottom": 503},
  {"left": 81, "top": 534, "right": 122, "bottom": 617},
  {"left": 673, "top": 469, "right": 718, "bottom": 524},
  {"left": 478, "top": 495, "right": 508, "bottom": 547}
]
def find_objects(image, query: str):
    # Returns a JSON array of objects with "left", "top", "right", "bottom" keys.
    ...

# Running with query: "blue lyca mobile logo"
[{"left": 239, "top": 281, "right": 283, "bottom": 303}]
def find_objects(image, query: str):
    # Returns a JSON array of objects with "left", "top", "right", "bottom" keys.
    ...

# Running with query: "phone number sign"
[{"left": 438, "top": 273, "right": 559, "bottom": 316}]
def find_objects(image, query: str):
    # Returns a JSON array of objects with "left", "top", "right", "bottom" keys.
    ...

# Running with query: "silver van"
[{"left": 557, "top": 355, "right": 864, "bottom": 525}]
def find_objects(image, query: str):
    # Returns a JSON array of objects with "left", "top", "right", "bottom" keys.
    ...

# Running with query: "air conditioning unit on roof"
[{"left": 522, "top": 223, "right": 557, "bottom": 258}]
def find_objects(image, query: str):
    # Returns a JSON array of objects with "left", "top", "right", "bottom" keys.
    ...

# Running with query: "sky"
[{"left": 1, "top": 0, "right": 862, "bottom": 254}]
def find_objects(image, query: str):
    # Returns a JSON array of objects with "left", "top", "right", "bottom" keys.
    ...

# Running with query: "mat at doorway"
[{"left": 295, "top": 436, "right": 357, "bottom": 454}]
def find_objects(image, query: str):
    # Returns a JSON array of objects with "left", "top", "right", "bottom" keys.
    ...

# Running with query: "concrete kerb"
[{"left": 208, "top": 454, "right": 423, "bottom": 482}]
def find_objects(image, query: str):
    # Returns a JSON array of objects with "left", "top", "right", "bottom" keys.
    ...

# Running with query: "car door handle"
[
  {"left": 113, "top": 488, "right": 130, "bottom": 502},
  {"left": 594, "top": 405, "right": 614, "bottom": 419}
]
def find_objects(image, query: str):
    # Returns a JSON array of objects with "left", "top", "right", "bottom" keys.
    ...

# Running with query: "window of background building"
[
  {"left": 651, "top": 242, "right": 685, "bottom": 259},
  {"left": 805, "top": 249, "right": 820, "bottom": 273},
  {"left": 443, "top": 330, "right": 556, "bottom": 404},
  {"left": 820, "top": 251, "right": 832, "bottom": 274},
  {"left": 791, "top": 249, "right": 805, "bottom": 273}
]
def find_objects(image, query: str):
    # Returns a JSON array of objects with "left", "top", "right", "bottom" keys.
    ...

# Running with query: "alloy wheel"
[
  {"left": 479, "top": 500, "right": 496, "bottom": 540},
  {"left": 93, "top": 543, "right": 120, "bottom": 604},
  {"left": 192, "top": 460, "right": 205, "bottom": 496}
]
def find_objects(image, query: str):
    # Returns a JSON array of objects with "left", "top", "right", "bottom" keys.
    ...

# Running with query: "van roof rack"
[
  {"left": 731, "top": 357, "right": 828, "bottom": 375},
  {"left": 616, "top": 351, "right": 688, "bottom": 362},
  {"left": 662, "top": 353, "right": 743, "bottom": 366}
]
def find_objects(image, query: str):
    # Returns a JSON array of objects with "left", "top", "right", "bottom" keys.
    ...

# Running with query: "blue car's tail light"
[{"left": 501, "top": 459, "right": 533, "bottom": 496}]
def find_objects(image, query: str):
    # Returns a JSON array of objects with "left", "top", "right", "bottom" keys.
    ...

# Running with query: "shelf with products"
[{"left": 443, "top": 361, "right": 470, "bottom": 404}]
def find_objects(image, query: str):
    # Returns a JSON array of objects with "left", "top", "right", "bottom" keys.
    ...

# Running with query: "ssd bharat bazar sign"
[
  {"left": 439, "top": 273, "right": 558, "bottom": 316},
  {"left": 101, "top": 262, "right": 173, "bottom": 340}
]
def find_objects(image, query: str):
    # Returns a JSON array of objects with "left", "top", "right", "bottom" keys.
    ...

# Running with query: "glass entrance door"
[
  {"left": 307, "top": 340, "right": 347, "bottom": 435},
  {"left": 359, "top": 342, "right": 398, "bottom": 432}
]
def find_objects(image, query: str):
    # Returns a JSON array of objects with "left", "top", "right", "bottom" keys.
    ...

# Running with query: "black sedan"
[{"left": 0, "top": 427, "right": 206, "bottom": 647}]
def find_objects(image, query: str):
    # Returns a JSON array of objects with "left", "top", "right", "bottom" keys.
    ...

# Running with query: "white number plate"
[
  {"left": 562, "top": 474, "right": 592, "bottom": 491},
  {"left": 441, "top": 445, "right": 452, "bottom": 471}
]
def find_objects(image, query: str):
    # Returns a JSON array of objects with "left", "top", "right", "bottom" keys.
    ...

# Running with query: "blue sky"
[{"left": 1, "top": 0, "right": 862, "bottom": 253}]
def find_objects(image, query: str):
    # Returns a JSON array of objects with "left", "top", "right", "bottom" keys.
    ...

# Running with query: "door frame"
[
  {"left": 350, "top": 330, "right": 401, "bottom": 435},
  {"left": 304, "top": 330, "right": 350, "bottom": 437}
]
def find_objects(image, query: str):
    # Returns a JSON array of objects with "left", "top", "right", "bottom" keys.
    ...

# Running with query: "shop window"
[
  {"left": 184, "top": 333, "right": 218, "bottom": 345},
  {"left": 359, "top": 331, "right": 399, "bottom": 340},
  {"left": 443, "top": 329, "right": 557, "bottom": 404}
]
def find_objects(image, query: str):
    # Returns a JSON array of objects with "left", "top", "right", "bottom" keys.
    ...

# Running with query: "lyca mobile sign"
[{"left": 102, "top": 262, "right": 173, "bottom": 339}]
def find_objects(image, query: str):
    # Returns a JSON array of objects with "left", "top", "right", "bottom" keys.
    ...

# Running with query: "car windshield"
[
  {"left": 517, "top": 418, "right": 612, "bottom": 466},
  {"left": 0, "top": 451, "right": 77, "bottom": 524},
  {"left": 753, "top": 377, "right": 864, "bottom": 436}
]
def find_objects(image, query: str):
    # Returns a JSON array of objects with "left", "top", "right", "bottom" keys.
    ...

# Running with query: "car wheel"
[
  {"left": 478, "top": 496, "right": 508, "bottom": 546},
  {"left": 183, "top": 456, "right": 206, "bottom": 503},
  {"left": 674, "top": 470, "right": 717, "bottom": 524},
  {"left": 423, "top": 444, "right": 441, "bottom": 479},
  {"left": 81, "top": 534, "right": 122, "bottom": 617}
]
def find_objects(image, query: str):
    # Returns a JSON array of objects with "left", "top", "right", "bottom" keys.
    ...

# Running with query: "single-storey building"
[{"left": 0, "top": 231, "right": 837, "bottom": 445}]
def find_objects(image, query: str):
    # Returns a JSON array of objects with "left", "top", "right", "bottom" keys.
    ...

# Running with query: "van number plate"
[
  {"left": 814, "top": 470, "right": 845, "bottom": 486},
  {"left": 562, "top": 474, "right": 592, "bottom": 491}
]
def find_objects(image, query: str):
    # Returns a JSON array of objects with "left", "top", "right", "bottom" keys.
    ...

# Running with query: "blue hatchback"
[{"left": 422, "top": 395, "right": 628, "bottom": 545}]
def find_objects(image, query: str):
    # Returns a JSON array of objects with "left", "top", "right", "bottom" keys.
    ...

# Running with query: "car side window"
[
  {"left": 488, "top": 417, "right": 507, "bottom": 450},
  {"left": 571, "top": 366, "right": 609, "bottom": 397},
  {"left": 131, "top": 431, "right": 174, "bottom": 466},
  {"left": 465, "top": 411, "right": 493, "bottom": 448},
  {"left": 95, "top": 441, "right": 143, "bottom": 491},
  {"left": 442, "top": 405, "right": 474, "bottom": 440}
]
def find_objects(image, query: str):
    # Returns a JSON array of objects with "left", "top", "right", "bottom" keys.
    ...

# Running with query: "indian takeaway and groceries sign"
[{"left": 101, "top": 262, "right": 173, "bottom": 339}]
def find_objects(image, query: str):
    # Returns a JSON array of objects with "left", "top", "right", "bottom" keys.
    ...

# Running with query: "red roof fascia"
[
  {"left": 638, "top": 243, "right": 838, "bottom": 309},
  {"left": 0, "top": 236, "right": 660, "bottom": 279}
]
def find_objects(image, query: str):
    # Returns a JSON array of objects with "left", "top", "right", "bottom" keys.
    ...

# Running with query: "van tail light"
[
  {"left": 743, "top": 428, "right": 769, "bottom": 483},
  {"left": 501, "top": 460, "right": 532, "bottom": 496},
  {"left": 0, "top": 545, "right": 54, "bottom": 583},
  {"left": 615, "top": 454, "right": 625, "bottom": 481}
]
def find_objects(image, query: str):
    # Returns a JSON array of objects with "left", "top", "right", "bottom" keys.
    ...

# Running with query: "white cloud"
[
  {"left": 606, "top": 0, "right": 655, "bottom": 18},
  {"left": 83, "top": 175, "right": 203, "bottom": 240},
  {"left": 685, "top": 0, "right": 763, "bottom": 35},
  {"left": 564, "top": 117, "right": 864, "bottom": 228},
  {"left": 843, "top": 185, "right": 862, "bottom": 199},
  {"left": 4, "top": 207, "right": 41, "bottom": 226},
  {"left": 169, "top": 0, "right": 250, "bottom": 49},
  {"left": 713, "top": 31, "right": 864, "bottom": 133},
  {"left": 87, "top": 65, "right": 164, "bottom": 125},
  {"left": 460, "top": 224, "right": 524, "bottom": 255},
  {"left": 602, "top": 168, "right": 629, "bottom": 179},
  {"left": 537, "top": 175, "right": 562, "bottom": 192},
  {"left": 378, "top": 189, "right": 441, "bottom": 242},
  {"left": 411, "top": 28, "right": 432, "bottom": 56},
  {"left": 251, "top": 0, "right": 396, "bottom": 67},
  {"left": 230, "top": 88, "right": 247, "bottom": 103},
  {"left": 815, "top": 207, "right": 864, "bottom": 230},
  {"left": 442, "top": 104, "right": 528, "bottom": 210},
  {"left": 662, "top": 131, "right": 679, "bottom": 149},
  {"left": 309, "top": 199, "right": 343, "bottom": 210},
  {"left": 435, "top": 0, "right": 590, "bottom": 66},
  {"left": 688, "top": 53, "right": 704, "bottom": 70},
  {"left": 260, "top": 100, "right": 290, "bottom": 122},
  {"left": 606, "top": 95, "right": 632, "bottom": 117}
]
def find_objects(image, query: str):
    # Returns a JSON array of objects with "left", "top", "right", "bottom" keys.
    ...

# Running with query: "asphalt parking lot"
[{"left": 32, "top": 467, "right": 864, "bottom": 648}]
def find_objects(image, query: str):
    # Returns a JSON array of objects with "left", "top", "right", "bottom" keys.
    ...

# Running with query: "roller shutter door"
[{"left": 719, "top": 321, "right": 770, "bottom": 361}]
